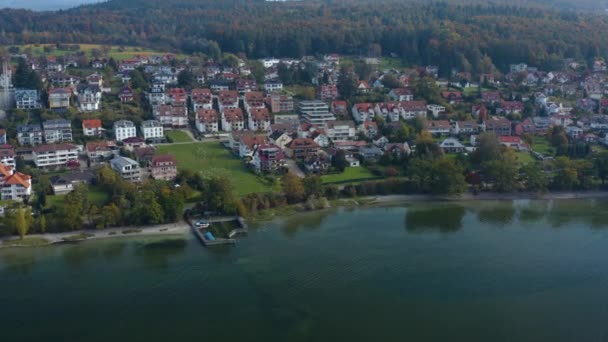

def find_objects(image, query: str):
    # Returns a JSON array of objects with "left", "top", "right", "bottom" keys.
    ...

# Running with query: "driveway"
[{"left": 286, "top": 159, "right": 305, "bottom": 178}]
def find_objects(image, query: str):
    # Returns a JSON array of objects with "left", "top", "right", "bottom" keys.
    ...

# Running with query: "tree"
[
  {"left": 520, "top": 162, "right": 548, "bottom": 192},
  {"left": 281, "top": 172, "right": 305, "bottom": 204},
  {"left": 407, "top": 157, "right": 433, "bottom": 193},
  {"left": 414, "top": 131, "right": 443, "bottom": 159},
  {"left": 381, "top": 73, "right": 401, "bottom": 89},
  {"left": 430, "top": 158, "right": 467, "bottom": 195},
  {"left": 303, "top": 175, "right": 323, "bottom": 198},
  {"left": 130, "top": 69, "right": 149, "bottom": 90},
  {"left": 337, "top": 68, "right": 357, "bottom": 100},
  {"left": 551, "top": 156, "right": 579, "bottom": 190},
  {"left": 331, "top": 150, "right": 348, "bottom": 172},
  {"left": 595, "top": 153, "right": 608, "bottom": 185},
  {"left": 472, "top": 132, "right": 502, "bottom": 165},
  {"left": 38, "top": 215, "right": 47, "bottom": 233},
  {"left": 249, "top": 60, "right": 265, "bottom": 84},
  {"left": 204, "top": 176, "right": 237, "bottom": 214},
  {"left": 482, "top": 150, "right": 519, "bottom": 192},
  {"left": 15, "top": 207, "right": 28, "bottom": 239},
  {"left": 177, "top": 69, "right": 195, "bottom": 88},
  {"left": 102, "top": 203, "right": 121, "bottom": 227},
  {"left": 13, "top": 58, "right": 42, "bottom": 90}
]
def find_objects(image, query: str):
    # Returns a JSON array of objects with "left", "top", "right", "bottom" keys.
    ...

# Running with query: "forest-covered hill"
[{"left": 1, "top": 0, "right": 608, "bottom": 74}]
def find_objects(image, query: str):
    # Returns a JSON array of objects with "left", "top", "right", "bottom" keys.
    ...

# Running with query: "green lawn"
[
  {"left": 165, "top": 130, "right": 193, "bottom": 143},
  {"left": 532, "top": 137, "right": 554, "bottom": 156},
  {"left": 322, "top": 167, "right": 379, "bottom": 184},
  {"left": 515, "top": 152, "right": 535, "bottom": 165},
  {"left": 46, "top": 187, "right": 110, "bottom": 209},
  {"left": 2, "top": 237, "right": 51, "bottom": 247},
  {"left": 156, "top": 142, "right": 274, "bottom": 196}
]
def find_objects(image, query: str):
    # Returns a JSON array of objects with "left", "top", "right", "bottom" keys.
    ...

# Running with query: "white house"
[
  {"left": 325, "top": 121, "right": 356, "bottom": 141},
  {"left": 141, "top": 120, "right": 164, "bottom": 140},
  {"left": 113, "top": 120, "right": 137, "bottom": 142},
  {"left": 76, "top": 84, "right": 102, "bottom": 112},
  {"left": 32, "top": 143, "right": 79, "bottom": 168}
]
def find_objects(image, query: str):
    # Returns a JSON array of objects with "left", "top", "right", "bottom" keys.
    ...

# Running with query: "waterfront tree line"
[{"left": 1, "top": 132, "right": 608, "bottom": 239}]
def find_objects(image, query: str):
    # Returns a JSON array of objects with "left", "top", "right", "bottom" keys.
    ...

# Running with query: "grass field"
[
  {"left": 165, "top": 130, "right": 193, "bottom": 143},
  {"left": 532, "top": 137, "right": 554, "bottom": 156},
  {"left": 15, "top": 44, "right": 183, "bottom": 60},
  {"left": 156, "top": 142, "right": 274, "bottom": 196},
  {"left": 46, "top": 187, "right": 110, "bottom": 209},
  {"left": 322, "top": 167, "right": 378, "bottom": 184},
  {"left": 515, "top": 152, "right": 535, "bottom": 165},
  {"left": 2, "top": 237, "right": 51, "bottom": 247}
]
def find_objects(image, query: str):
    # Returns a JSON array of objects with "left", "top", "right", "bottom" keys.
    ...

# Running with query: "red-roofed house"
[
  {"left": 285, "top": 138, "right": 320, "bottom": 159},
  {"left": 191, "top": 88, "right": 213, "bottom": 111},
  {"left": 441, "top": 91, "right": 463, "bottom": 104},
  {"left": 252, "top": 144, "right": 287, "bottom": 174},
  {"left": 150, "top": 154, "right": 178, "bottom": 181},
  {"left": 248, "top": 107, "right": 271, "bottom": 131},
  {"left": 497, "top": 101, "right": 524, "bottom": 115},
  {"left": 222, "top": 108, "right": 245, "bottom": 132},
  {"left": 499, "top": 136, "right": 529, "bottom": 151},
  {"left": 195, "top": 109, "right": 219, "bottom": 133},
  {"left": 399, "top": 101, "right": 427, "bottom": 120},
  {"left": 352, "top": 103, "right": 375, "bottom": 123},
  {"left": 82, "top": 119, "right": 104, "bottom": 137},
  {"left": 0, "top": 164, "right": 32, "bottom": 201},
  {"left": 425, "top": 120, "right": 451, "bottom": 136}
]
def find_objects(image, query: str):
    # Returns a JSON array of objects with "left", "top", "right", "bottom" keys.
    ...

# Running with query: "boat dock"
[{"left": 189, "top": 216, "right": 248, "bottom": 247}]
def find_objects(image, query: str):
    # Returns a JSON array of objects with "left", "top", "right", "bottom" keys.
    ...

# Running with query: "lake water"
[{"left": 3, "top": 199, "right": 608, "bottom": 341}]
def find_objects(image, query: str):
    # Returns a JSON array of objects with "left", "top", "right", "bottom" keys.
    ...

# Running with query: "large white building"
[
  {"left": 141, "top": 120, "right": 164, "bottom": 140},
  {"left": 298, "top": 100, "right": 336, "bottom": 125},
  {"left": 113, "top": 120, "right": 137, "bottom": 142},
  {"left": 32, "top": 143, "right": 79, "bottom": 168}
]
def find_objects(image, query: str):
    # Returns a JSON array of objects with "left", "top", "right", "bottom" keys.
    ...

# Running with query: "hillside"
[{"left": 1, "top": 0, "right": 608, "bottom": 74}]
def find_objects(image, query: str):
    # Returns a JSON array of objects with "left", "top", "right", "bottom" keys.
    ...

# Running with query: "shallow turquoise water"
[{"left": 3, "top": 200, "right": 608, "bottom": 341}]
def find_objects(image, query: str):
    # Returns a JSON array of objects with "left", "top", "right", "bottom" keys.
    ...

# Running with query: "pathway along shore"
[{"left": 2, "top": 191, "right": 608, "bottom": 248}]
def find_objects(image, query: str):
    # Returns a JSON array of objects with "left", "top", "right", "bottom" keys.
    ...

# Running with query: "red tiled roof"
[
  {"left": 82, "top": 119, "right": 102, "bottom": 129},
  {"left": 152, "top": 154, "right": 177, "bottom": 166}
]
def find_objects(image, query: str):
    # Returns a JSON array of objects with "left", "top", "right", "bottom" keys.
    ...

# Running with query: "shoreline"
[
  {"left": 3, "top": 191, "right": 608, "bottom": 249},
  {"left": 366, "top": 191, "right": 608, "bottom": 204},
  {"left": 0, "top": 222, "right": 190, "bottom": 249}
]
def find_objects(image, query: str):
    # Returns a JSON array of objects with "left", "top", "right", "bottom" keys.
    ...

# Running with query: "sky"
[{"left": 0, "top": 0, "right": 102, "bottom": 11}]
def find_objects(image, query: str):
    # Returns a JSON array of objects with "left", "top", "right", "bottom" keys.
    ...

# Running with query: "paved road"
[{"left": 286, "top": 159, "right": 305, "bottom": 178}]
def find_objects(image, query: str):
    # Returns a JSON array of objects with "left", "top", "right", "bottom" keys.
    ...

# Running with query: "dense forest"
[{"left": 1, "top": 0, "right": 608, "bottom": 74}]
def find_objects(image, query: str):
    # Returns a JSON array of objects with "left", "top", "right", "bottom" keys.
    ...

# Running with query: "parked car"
[{"left": 194, "top": 220, "right": 210, "bottom": 228}]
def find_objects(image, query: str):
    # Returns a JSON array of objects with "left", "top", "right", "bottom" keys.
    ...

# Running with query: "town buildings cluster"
[{"left": 1, "top": 47, "right": 608, "bottom": 203}]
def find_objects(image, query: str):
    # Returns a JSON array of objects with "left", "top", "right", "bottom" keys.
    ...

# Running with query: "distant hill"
[
  {"left": 0, "top": 0, "right": 103, "bottom": 11},
  {"left": 1, "top": 0, "right": 608, "bottom": 75}
]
